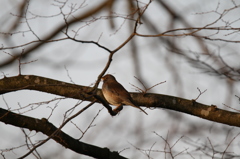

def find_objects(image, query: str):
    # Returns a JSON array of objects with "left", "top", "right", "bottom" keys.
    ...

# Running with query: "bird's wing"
[
  {"left": 108, "top": 82, "right": 130, "bottom": 98},
  {"left": 107, "top": 81, "right": 148, "bottom": 115}
]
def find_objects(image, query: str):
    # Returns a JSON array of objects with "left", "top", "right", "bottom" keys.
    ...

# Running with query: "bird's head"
[{"left": 101, "top": 74, "right": 116, "bottom": 82}]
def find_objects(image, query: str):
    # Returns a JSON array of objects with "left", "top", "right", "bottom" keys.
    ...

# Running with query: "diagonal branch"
[
  {"left": 0, "top": 0, "right": 113, "bottom": 68},
  {"left": 0, "top": 107, "right": 127, "bottom": 159}
]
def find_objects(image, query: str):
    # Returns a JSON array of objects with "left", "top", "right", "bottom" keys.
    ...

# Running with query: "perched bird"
[{"left": 101, "top": 74, "right": 148, "bottom": 115}]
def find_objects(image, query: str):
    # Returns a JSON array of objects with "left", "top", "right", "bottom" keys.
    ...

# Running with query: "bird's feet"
[{"left": 113, "top": 105, "right": 123, "bottom": 115}]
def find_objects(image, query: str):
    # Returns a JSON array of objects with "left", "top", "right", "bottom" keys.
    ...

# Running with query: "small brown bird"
[{"left": 101, "top": 74, "right": 148, "bottom": 115}]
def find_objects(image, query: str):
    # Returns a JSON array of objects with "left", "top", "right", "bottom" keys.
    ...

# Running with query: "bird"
[{"left": 101, "top": 74, "right": 148, "bottom": 115}]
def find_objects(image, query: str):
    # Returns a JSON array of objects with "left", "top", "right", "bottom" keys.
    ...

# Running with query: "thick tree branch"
[
  {"left": 0, "top": 107, "right": 127, "bottom": 159},
  {"left": 1, "top": 75, "right": 240, "bottom": 127}
]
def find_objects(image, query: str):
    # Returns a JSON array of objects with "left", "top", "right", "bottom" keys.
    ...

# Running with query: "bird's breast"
[{"left": 102, "top": 85, "right": 123, "bottom": 106}]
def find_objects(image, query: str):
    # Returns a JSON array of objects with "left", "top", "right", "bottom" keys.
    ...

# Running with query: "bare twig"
[
  {"left": 21, "top": 129, "right": 41, "bottom": 159},
  {"left": 222, "top": 133, "right": 240, "bottom": 159},
  {"left": 195, "top": 87, "right": 207, "bottom": 101},
  {"left": 18, "top": 101, "right": 95, "bottom": 159},
  {"left": 153, "top": 131, "right": 185, "bottom": 158},
  {"left": 64, "top": 65, "right": 75, "bottom": 84},
  {"left": 223, "top": 103, "right": 240, "bottom": 112},
  {"left": 207, "top": 137, "right": 215, "bottom": 159},
  {"left": 78, "top": 108, "right": 102, "bottom": 140},
  {"left": 130, "top": 76, "right": 166, "bottom": 94}
]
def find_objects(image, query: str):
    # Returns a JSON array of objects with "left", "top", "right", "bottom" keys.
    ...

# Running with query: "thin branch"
[
  {"left": 18, "top": 101, "right": 95, "bottom": 159},
  {"left": 78, "top": 108, "right": 102, "bottom": 140},
  {"left": 221, "top": 133, "right": 240, "bottom": 159},
  {"left": 223, "top": 103, "right": 240, "bottom": 112},
  {"left": 195, "top": 87, "right": 207, "bottom": 101},
  {"left": 130, "top": 76, "right": 166, "bottom": 94}
]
